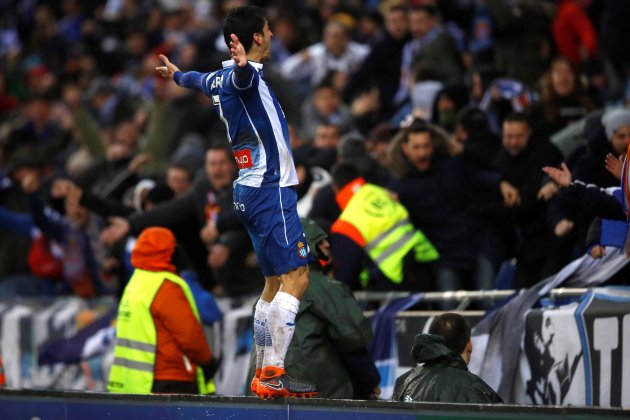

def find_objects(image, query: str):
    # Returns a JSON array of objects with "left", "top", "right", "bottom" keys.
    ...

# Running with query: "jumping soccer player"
[{"left": 156, "top": 6, "right": 316, "bottom": 398}]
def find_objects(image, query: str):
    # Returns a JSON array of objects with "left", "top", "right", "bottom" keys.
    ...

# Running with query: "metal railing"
[{"left": 353, "top": 288, "right": 589, "bottom": 310}]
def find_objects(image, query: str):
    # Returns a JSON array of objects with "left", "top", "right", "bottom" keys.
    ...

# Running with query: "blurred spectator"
[
  {"left": 0, "top": 148, "right": 41, "bottom": 295},
  {"left": 552, "top": 0, "right": 598, "bottom": 67},
  {"left": 281, "top": 20, "right": 370, "bottom": 95},
  {"left": 596, "top": 0, "right": 630, "bottom": 99},
  {"left": 430, "top": 83, "right": 470, "bottom": 132},
  {"left": 394, "top": 5, "right": 463, "bottom": 106},
  {"left": 549, "top": 109, "right": 630, "bottom": 260},
  {"left": 165, "top": 163, "right": 194, "bottom": 197},
  {"left": 329, "top": 162, "right": 438, "bottom": 291},
  {"left": 343, "top": 4, "right": 409, "bottom": 119},
  {"left": 22, "top": 171, "right": 110, "bottom": 298},
  {"left": 490, "top": 0, "right": 555, "bottom": 88},
  {"left": 301, "top": 77, "right": 354, "bottom": 141},
  {"left": 448, "top": 106, "right": 501, "bottom": 171},
  {"left": 388, "top": 119, "right": 499, "bottom": 294},
  {"left": 294, "top": 122, "right": 341, "bottom": 171},
  {"left": 528, "top": 57, "right": 597, "bottom": 139},
  {"left": 492, "top": 113, "right": 563, "bottom": 288}
]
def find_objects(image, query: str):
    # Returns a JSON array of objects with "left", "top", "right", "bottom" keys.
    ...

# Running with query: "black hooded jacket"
[{"left": 392, "top": 334, "right": 502, "bottom": 403}]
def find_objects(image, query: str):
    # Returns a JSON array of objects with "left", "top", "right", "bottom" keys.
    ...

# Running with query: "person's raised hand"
[
  {"left": 100, "top": 217, "right": 130, "bottom": 246},
  {"left": 156, "top": 54, "right": 180, "bottom": 80},
  {"left": 537, "top": 181, "right": 559, "bottom": 201},
  {"left": 604, "top": 153, "right": 623, "bottom": 181},
  {"left": 542, "top": 162, "right": 572, "bottom": 188},
  {"left": 51, "top": 178, "right": 77, "bottom": 199},
  {"left": 554, "top": 219, "right": 574, "bottom": 237},
  {"left": 21, "top": 172, "right": 40, "bottom": 194},
  {"left": 500, "top": 180, "right": 521, "bottom": 207},
  {"left": 229, "top": 34, "right": 247, "bottom": 68}
]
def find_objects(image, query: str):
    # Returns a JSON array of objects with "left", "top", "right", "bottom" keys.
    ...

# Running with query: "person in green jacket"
[
  {"left": 392, "top": 312, "right": 502, "bottom": 403},
  {"left": 247, "top": 217, "right": 381, "bottom": 399}
]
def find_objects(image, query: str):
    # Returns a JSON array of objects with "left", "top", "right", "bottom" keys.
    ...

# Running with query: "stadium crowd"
[{"left": 0, "top": 0, "right": 629, "bottom": 302}]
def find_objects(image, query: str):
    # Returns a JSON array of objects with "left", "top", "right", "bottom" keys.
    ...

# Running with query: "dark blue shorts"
[{"left": 233, "top": 184, "right": 309, "bottom": 277}]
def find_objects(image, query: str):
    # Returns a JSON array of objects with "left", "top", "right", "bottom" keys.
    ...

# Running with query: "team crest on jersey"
[{"left": 297, "top": 241, "right": 307, "bottom": 259}]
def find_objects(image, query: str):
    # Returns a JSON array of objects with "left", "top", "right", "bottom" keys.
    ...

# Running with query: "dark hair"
[
  {"left": 403, "top": 118, "right": 431, "bottom": 143},
  {"left": 222, "top": 6, "right": 269, "bottom": 54},
  {"left": 168, "top": 163, "right": 193, "bottom": 181},
  {"left": 539, "top": 56, "right": 594, "bottom": 123},
  {"left": 503, "top": 112, "right": 530, "bottom": 127},
  {"left": 410, "top": 5, "right": 438, "bottom": 18},
  {"left": 457, "top": 106, "right": 488, "bottom": 133},
  {"left": 331, "top": 162, "right": 360, "bottom": 190},
  {"left": 429, "top": 313, "right": 471, "bottom": 354},
  {"left": 145, "top": 182, "right": 175, "bottom": 205}
]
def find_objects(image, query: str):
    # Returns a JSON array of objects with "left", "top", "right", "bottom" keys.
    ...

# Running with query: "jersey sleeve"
[
  {"left": 226, "top": 63, "right": 260, "bottom": 94},
  {"left": 174, "top": 71, "right": 215, "bottom": 97}
]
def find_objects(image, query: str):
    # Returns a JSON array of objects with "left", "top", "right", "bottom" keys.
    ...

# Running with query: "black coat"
[
  {"left": 392, "top": 334, "right": 502, "bottom": 403},
  {"left": 388, "top": 155, "right": 497, "bottom": 271}
]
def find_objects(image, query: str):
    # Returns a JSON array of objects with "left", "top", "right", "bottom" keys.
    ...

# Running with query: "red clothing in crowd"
[{"left": 552, "top": 0, "right": 598, "bottom": 65}]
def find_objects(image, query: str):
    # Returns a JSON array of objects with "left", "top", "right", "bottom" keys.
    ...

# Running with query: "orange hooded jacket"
[{"left": 131, "top": 227, "right": 212, "bottom": 384}]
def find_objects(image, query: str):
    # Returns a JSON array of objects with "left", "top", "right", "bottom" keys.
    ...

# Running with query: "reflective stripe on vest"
[
  {"left": 333, "top": 184, "right": 438, "bottom": 284},
  {"left": 107, "top": 269, "right": 214, "bottom": 394}
]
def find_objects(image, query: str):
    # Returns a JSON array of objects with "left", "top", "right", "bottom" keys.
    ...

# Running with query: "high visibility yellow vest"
[
  {"left": 332, "top": 184, "right": 438, "bottom": 285},
  {"left": 107, "top": 269, "right": 215, "bottom": 394}
]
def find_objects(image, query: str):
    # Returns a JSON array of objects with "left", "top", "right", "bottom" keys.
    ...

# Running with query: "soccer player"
[{"left": 156, "top": 6, "right": 316, "bottom": 398}]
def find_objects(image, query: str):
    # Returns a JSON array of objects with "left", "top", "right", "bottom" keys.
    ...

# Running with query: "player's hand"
[
  {"left": 500, "top": 180, "right": 521, "bottom": 207},
  {"left": 604, "top": 153, "right": 623, "bottom": 180},
  {"left": 537, "top": 181, "right": 559, "bottom": 201},
  {"left": 156, "top": 54, "right": 180, "bottom": 80},
  {"left": 542, "top": 162, "right": 572, "bottom": 188},
  {"left": 100, "top": 217, "right": 130, "bottom": 246},
  {"left": 229, "top": 34, "right": 247, "bottom": 68}
]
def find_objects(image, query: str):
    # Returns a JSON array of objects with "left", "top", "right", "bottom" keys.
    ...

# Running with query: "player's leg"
[
  {"left": 252, "top": 276, "right": 279, "bottom": 395},
  {"left": 257, "top": 187, "right": 317, "bottom": 398}
]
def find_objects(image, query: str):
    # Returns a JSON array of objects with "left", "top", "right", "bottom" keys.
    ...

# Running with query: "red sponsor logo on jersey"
[{"left": 234, "top": 149, "right": 253, "bottom": 169}]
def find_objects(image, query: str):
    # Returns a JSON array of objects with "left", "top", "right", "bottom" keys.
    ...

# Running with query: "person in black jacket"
[
  {"left": 392, "top": 312, "right": 502, "bottom": 403},
  {"left": 100, "top": 143, "right": 263, "bottom": 296},
  {"left": 492, "top": 113, "right": 563, "bottom": 287}
]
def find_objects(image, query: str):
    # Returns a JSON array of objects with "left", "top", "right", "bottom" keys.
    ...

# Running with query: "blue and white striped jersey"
[{"left": 174, "top": 60, "right": 298, "bottom": 188}]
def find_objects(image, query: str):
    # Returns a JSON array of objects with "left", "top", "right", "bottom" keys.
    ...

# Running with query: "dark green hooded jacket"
[{"left": 392, "top": 334, "right": 502, "bottom": 403}]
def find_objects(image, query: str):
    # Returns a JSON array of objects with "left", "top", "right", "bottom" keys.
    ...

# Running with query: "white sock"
[
  {"left": 263, "top": 291, "right": 300, "bottom": 369},
  {"left": 253, "top": 299, "right": 270, "bottom": 373}
]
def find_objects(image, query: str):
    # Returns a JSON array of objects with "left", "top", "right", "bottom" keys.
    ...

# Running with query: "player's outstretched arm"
[{"left": 157, "top": 54, "right": 207, "bottom": 91}]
